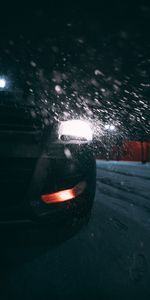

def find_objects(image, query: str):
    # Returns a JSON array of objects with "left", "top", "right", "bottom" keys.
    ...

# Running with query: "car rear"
[{"left": 0, "top": 102, "right": 96, "bottom": 228}]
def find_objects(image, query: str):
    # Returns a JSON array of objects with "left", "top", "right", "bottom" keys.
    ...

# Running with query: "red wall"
[
  {"left": 96, "top": 141, "right": 150, "bottom": 162},
  {"left": 119, "top": 141, "right": 150, "bottom": 162}
]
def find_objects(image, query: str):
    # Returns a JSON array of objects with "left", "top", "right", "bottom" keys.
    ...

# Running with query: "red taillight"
[{"left": 41, "top": 181, "right": 86, "bottom": 204}]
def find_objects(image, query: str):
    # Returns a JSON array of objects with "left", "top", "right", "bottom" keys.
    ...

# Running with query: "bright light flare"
[
  {"left": 41, "top": 181, "right": 87, "bottom": 204},
  {"left": 0, "top": 78, "right": 6, "bottom": 88},
  {"left": 58, "top": 120, "right": 93, "bottom": 141}
]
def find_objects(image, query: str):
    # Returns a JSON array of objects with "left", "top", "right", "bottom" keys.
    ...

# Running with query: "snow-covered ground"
[
  {"left": 96, "top": 160, "right": 150, "bottom": 230},
  {"left": 1, "top": 160, "right": 150, "bottom": 299},
  {"left": 96, "top": 160, "right": 150, "bottom": 178}
]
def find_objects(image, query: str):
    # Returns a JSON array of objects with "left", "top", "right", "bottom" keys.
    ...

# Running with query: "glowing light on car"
[
  {"left": 41, "top": 181, "right": 87, "bottom": 204},
  {"left": 58, "top": 120, "right": 93, "bottom": 141},
  {"left": 0, "top": 78, "right": 6, "bottom": 88}
]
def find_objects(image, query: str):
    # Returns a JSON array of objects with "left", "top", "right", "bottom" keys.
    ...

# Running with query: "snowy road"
[
  {"left": 96, "top": 161, "right": 150, "bottom": 230},
  {"left": 0, "top": 161, "right": 150, "bottom": 300}
]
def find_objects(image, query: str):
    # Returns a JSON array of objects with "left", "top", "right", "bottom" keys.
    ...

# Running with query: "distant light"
[
  {"left": 104, "top": 124, "right": 110, "bottom": 130},
  {"left": 0, "top": 78, "right": 6, "bottom": 88},
  {"left": 104, "top": 124, "right": 116, "bottom": 131},
  {"left": 55, "top": 85, "right": 63, "bottom": 94},
  {"left": 110, "top": 125, "right": 115, "bottom": 131}
]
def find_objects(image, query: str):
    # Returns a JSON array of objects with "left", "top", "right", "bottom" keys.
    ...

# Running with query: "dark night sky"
[{"left": 0, "top": 0, "right": 150, "bottom": 139}]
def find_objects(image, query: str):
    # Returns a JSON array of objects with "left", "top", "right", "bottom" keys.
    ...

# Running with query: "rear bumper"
[
  {"left": 0, "top": 202, "right": 77, "bottom": 227},
  {"left": 0, "top": 143, "right": 95, "bottom": 224}
]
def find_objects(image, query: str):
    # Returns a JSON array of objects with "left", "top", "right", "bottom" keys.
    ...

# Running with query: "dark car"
[
  {"left": 0, "top": 76, "right": 96, "bottom": 229},
  {"left": 0, "top": 3, "right": 97, "bottom": 234}
]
